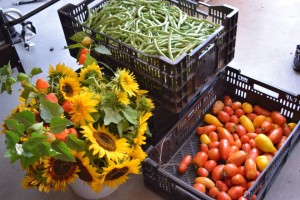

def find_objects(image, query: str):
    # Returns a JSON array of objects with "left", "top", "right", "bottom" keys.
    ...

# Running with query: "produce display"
[
  {"left": 177, "top": 95, "right": 297, "bottom": 200},
  {"left": 83, "top": 0, "right": 220, "bottom": 60}
]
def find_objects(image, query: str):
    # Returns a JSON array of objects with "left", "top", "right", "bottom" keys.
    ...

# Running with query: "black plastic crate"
[
  {"left": 57, "top": 0, "right": 238, "bottom": 114},
  {"left": 142, "top": 66, "right": 300, "bottom": 200}
]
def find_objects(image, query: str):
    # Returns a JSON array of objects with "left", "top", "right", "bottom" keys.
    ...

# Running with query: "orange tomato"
[
  {"left": 226, "top": 150, "right": 247, "bottom": 167},
  {"left": 208, "top": 148, "right": 221, "bottom": 161},
  {"left": 217, "top": 127, "right": 235, "bottom": 145},
  {"left": 200, "top": 143, "right": 209, "bottom": 153},
  {"left": 194, "top": 177, "right": 215, "bottom": 189},
  {"left": 224, "top": 106, "right": 235, "bottom": 116},
  {"left": 246, "top": 113, "right": 257, "bottom": 122},
  {"left": 225, "top": 122, "right": 237, "bottom": 133},
  {"left": 212, "top": 164, "right": 225, "bottom": 182},
  {"left": 236, "top": 125, "right": 247, "bottom": 137},
  {"left": 197, "top": 167, "right": 209, "bottom": 177},
  {"left": 204, "top": 160, "right": 217, "bottom": 173},
  {"left": 231, "top": 101, "right": 242, "bottom": 110},
  {"left": 253, "top": 115, "right": 267, "bottom": 128},
  {"left": 216, "top": 180, "right": 228, "bottom": 192},
  {"left": 224, "top": 96, "right": 233, "bottom": 106},
  {"left": 217, "top": 191, "right": 232, "bottom": 200},
  {"left": 277, "top": 136, "right": 287, "bottom": 149},
  {"left": 219, "top": 139, "right": 231, "bottom": 160},
  {"left": 268, "top": 127, "right": 283, "bottom": 144},
  {"left": 193, "top": 182, "right": 206, "bottom": 193},
  {"left": 241, "top": 143, "right": 251, "bottom": 153},
  {"left": 209, "top": 141, "right": 220, "bottom": 149},
  {"left": 223, "top": 163, "right": 238, "bottom": 178},
  {"left": 231, "top": 174, "right": 247, "bottom": 188},
  {"left": 228, "top": 186, "right": 244, "bottom": 200},
  {"left": 196, "top": 125, "right": 217, "bottom": 135},
  {"left": 235, "top": 108, "right": 245, "bottom": 118},
  {"left": 218, "top": 111, "right": 231, "bottom": 123},
  {"left": 283, "top": 125, "right": 292, "bottom": 137},
  {"left": 209, "top": 131, "right": 219, "bottom": 142},
  {"left": 245, "top": 158, "right": 257, "bottom": 179},
  {"left": 271, "top": 111, "right": 286, "bottom": 126},
  {"left": 228, "top": 145, "right": 239, "bottom": 158},
  {"left": 261, "top": 120, "right": 272, "bottom": 133},
  {"left": 247, "top": 148, "right": 260, "bottom": 161},
  {"left": 231, "top": 115, "right": 240, "bottom": 124},
  {"left": 209, "top": 186, "right": 220, "bottom": 198}
]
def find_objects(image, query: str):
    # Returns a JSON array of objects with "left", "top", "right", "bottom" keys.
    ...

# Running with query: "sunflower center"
[
  {"left": 62, "top": 84, "right": 74, "bottom": 97},
  {"left": 53, "top": 159, "right": 74, "bottom": 176},
  {"left": 76, "top": 158, "right": 93, "bottom": 182},
  {"left": 94, "top": 131, "right": 116, "bottom": 151},
  {"left": 105, "top": 167, "right": 128, "bottom": 181}
]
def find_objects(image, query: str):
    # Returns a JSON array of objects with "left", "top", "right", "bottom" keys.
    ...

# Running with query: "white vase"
[{"left": 71, "top": 179, "right": 117, "bottom": 200}]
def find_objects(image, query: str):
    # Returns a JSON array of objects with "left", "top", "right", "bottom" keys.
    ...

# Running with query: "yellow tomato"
[
  {"left": 239, "top": 115, "right": 255, "bottom": 133},
  {"left": 288, "top": 122, "right": 297, "bottom": 131},
  {"left": 253, "top": 115, "right": 267, "bottom": 128},
  {"left": 255, "top": 134, "right": 277, "bottom": 153},
  {"left": 200, "top": 134, "right": 212, "bottom": 145},
  {"left": 256, "top": 155, "right": 270, "bottom": 171},
  {"left": 204, "top": 114, "right": 223, "bottom": 127},
  {"left": 242, "top": 102, "right": 253, "bottom": 114}
]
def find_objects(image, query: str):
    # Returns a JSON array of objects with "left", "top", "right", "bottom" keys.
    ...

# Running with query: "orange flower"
[{"left": 36, "top": 78, "right": 49, "bottom": 90}]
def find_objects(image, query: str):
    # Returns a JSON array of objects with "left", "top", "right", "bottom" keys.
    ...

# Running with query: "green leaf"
[
  {"left": 5, "top": 131, "right": 20, "bottom": 150},
  {"left": 17, "top": 73, "right": 29, "bottom": 82},
  {"left": 12, "top": 110, "right": 35, "bottom": 130},
  {"left": 50, "top": 117, "right": 73, "bottom": 134},
  {"left": 20, "top": 84, "right": 35, "bottom": 100},
  {"left": 30, "top": 68, "right": 43, "bottom": 77},
  {"left": 30, "top": 132, "right": 47, "bottom": 141},
  {"left": 70, "top": 31, "right": 87, "bottom": 43},
  {"left": 83, "top": 54, "right": 98, "bottom": 67},
  {"left": 26, "top": 92, "right": 37, "bottom": 106},
  {"left": 27, "top": 122, "right": 44, "bottom": 135},
  {"left": 51, "top": 140, "right": 75, "bottom": 162},
  {"left": 40, "top": 98, "right": 64, "bottom": 123},
  {"left": 103, "top": 107, "right": 122, "bottom": 125},
  {"left": 4, "top": 149, "right": 19, "bottom": 163},
  {"left": 117, "top": 120, "right": 129, "bottom": 138},
  {"left": 4, "top": 119, "right": 25, "bottom": 136},
  {"left": 1, "top": 62, "right": 13, "bottom": 75},
  {"left": 94, "top": 45, "right": 112, "bottom": 55},
  {"left": 121, "top": 105, "right": 137, "bottom": 125},
  {"left": 68, "top": 43, "right": 85, "bottom": 49},
  {"left": 66, "top": 134, "right": 85, "bottom": 152}
]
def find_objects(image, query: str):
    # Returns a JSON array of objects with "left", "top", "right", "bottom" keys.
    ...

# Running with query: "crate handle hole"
[{"left": 253, "top": 84, "right": 279, "bottom": 98}]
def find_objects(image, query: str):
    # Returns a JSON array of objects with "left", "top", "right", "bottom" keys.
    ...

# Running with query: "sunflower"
[
  {"left": 117, "top": 69, "right": 139, "bottom": 97},
  {"left": 59, "top": 76, "right": 81, "bottom": 99},
  {"left": 134, "top": 112, "right": 152, "bottom": 146},
  {"left": 99, "top": 158, "right": 141, "bottom": 189},
  {"left": 129, "top": 144, "right": 147, "bottom": 161},
  {"left": 22, "top": 159, "right": 51, "bottom": 193},
  {"left": 74, "top": 151, "right": 103, "bottom": 192},
  {"left": 79, "top": 62, "right": 102, "bottom": 83},
  {"left": 81, "top": 124, "right": 130, "bottom": 161},
  {"left": 69, "top": 91, "right": 99, "bottom": 126},
  {"left": 116, "top": 91, "right": 130, "bottom": 105},
  {"left": 48, "top": 63, "right": 78, "bottom": 79},
  {"left": 43, "top": 157, "right": 79, "bottom": 191}
]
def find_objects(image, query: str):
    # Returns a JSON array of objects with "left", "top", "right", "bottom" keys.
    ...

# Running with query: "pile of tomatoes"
[{"left": 177, "top": 95, "right": 297, "bottom": 200}]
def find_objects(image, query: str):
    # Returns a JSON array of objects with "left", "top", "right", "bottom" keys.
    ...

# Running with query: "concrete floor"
[{"left": 0, "top": 0, "right": 299, "bottom": 199}]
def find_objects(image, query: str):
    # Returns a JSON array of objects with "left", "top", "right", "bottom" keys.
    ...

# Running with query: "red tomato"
[
  {"left": 234, "top": 139, "right": 242, "bottom": 150},
  {"left": 240, "top": 135, "right": 249, "bottom": 143},
  {"left": 219, "top": 139, "right": 231, "bottom": 160},
  {"left": 231, "top": 115, "right": 240, "bottom": 124},
  {"left": 209, "top": 186, "right": 220, "bottom": 198},
  {"left": 253, "top": 105, "right": 271, "bottom": 117},
  {"left": 283, "top": 125, "right": 292, "bottom": 137},
  {"left": 218, "top": 111, "right": 231, "bottom": 123},
  {"left": 217, "top": 127, "right": 235, "bottom": 145},
  {"left": 228, "top": 186, "right": 244, "bottom": 200},
  {"left": 193, "top": 151, "right": 208, "bottom": 167},
  {"left": 204, "top": 160, "right": 217, "bottom": 173},
  {"left": 197, "top": 125, "right": 217, "bottom": 135},
  {"left": 261, "top": 120, "right": 272, "bottom": 133},
  {"left": 208, "top": 148, "right": 221, "bottom": 161},
  {"left": 193, "top": 182, "right": 206, "bottom": 193},
  {"left": 249, "top": 139, "right": 256, "bottom": 148},
  {"left": 246, "top": 113, "right": 257, "bottom": 121},
  {"left": 197, "top": 167, "right": 209, "bottom": 177},
  {"left": 235, "top": 109, "right": 245, "bottom": 118},
  {"left": 231, "top": 101, "right": 242, "bottom": 110},
  {"left": 224, "top": 106, "right": 235, "bottom": 116},
  {"left": 216, "top": 180, "right": 228, "bottom": 192},
  {"left": 245, "top": 158, "right": 257, "bottom": 180},
  {"left": 178, "top": 154, "right": 192, "bottom": 173},
  {"left": 209, "top": 131, "right": 219, "bottom": 142},
  {"left": 247, "top": 148, "right": 260, "bottom": 161},
  {"left": 212, "top": 164, "right": 225, "bottom": 182},
  {"left": 232, "top": 133, "right": 240, "bottom": 141},
  {"left": 231, "top": 174, "right": 247, "bottom": 188},
  {"left": 236, "top": 125, "right": 247, "bottom": 137},
  {"left": 226, "top": 151, "right": 247, "bottom": 167},
  {"left": 200, "top": 143, "right": 209, "bottom": 153},
  {"left": 224, "top": 177, "right": 233, "bottom": 188},
  {"left": 241, "top": 143, "right": 251, "bottom": 153},
  {"left": 223, "top": 163, "right": 238, "bottom": 178},
  {"left": 209, "top": 141, "right": 220, "bottom": 149},
  {"left": 237, "top": 166, "right": 245, "bottom": 176},
  {"left": 224, "top": 96, "right": 232, "bottom": 106},
  {"left": 255, "top": 127, "right": 263, "bottom": 134},
  {"left": 247, "top": 132, "right": 258, "bottom": 140},
  {"left": 277, "top": 136, "right": 287, "bottom": 149},
  {"left": 217, "top": 191, "right": 232, "bottom": 200},
  {"left": 271, "top": 111, "right": 286, "bottom": 126},
  {"left": 268, "top": 127, "right": 283, "bottom": 144},
  {"left": 228, "top": 145, "right": 239, "bottom": 158},
  {"left": 225, "top": 122, "right": 237, "bottom": 133}
]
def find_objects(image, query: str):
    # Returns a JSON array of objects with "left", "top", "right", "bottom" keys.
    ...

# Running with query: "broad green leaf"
[
  {"left": 30, "top": 68, "right": 43, "bottom": 77},
  {"left": 94, "top": 45, "right": 112, "bottom": 55},
  {"left": 4, "top": 149, "right": 19, "bottom": 163},
  {"left": 26, "top": 92, "right": 37, "bottom": 106},
  {"left": 30, "top": 132, "right": 47, "bottom": 141},
  {"left": 20, "top": 84, "right": 35, "bottom": 100},
  {"left": 40, "top": 98, "right": 64, "bottom": 123},
  {"left": 83, "top": 54, "right": 98, "bottom": 67},
  {"left": 12, "top": 110, "right": 35, "bottom": 130},
  {"left": 17, "top": 73, "right": 29, "bottom": 82},
  {"left": 51, "top": 140, "right": 75, "bottom": 162},
  {"left": 66, "top": 134, "right": 85, "bottom": 152},
  {"left": 121, "top": 105, "right": 137, "bottom": 125},
  {"left": 117, "top": 120, "right": 129, "bottom": 138},
  {"left": 4, "top": 119, "right": 25, "bottom": 136},
  {"left": 69, "top": 31, "right": 87, "bottom": 43},
  {"left": 67, "top": 43, "right": 85, "bottom": 49},
  {"left": 28, "top": 123, "right": 44, "bottom": 135},
  {"left": 103, "top": 107, "right": 122, "bottom": 125},
  {"left": 1, "top": 62, "right": 13, "bottom": 75},
  {"left": 5, "top": 131, "right": 20, "bottom": 150},
  {"left": 50, "top": 117, "right": 73, "bottom": 134}
]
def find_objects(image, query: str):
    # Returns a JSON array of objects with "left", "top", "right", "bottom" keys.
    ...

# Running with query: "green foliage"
[
  {"left": 40, "top": 98, "right": 64, "bottom": 123},
  {"left": 50, "top": 117, "right": 73, "bottom": 134}
]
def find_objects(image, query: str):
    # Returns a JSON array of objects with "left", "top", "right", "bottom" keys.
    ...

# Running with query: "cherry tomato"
[
  {"left": 193, "top": 182, "right": 206, "bottom": 193},
  {"left": 234, "top": 139, "right": 242, "bottom": 150},
  {"left": 224, "top": 106, "right": 235, "bottom": 116},
  {"left": 240, "top": 135, "right": 250, "bottom": 143},
  {"left": 209, "top": 186, "right": 220, "bottom": 198},
  {"left": 283, "top": 125, "right": 292, "bottom": 137},
  {"left": 246, "top": 113, "right": 257, "bottom": 121},
  {"left": 228, "top": 145, "right": 239, "bottom": 158},
  {"left": 209, "top": 141, "right": 220, "bottom": 149},
  {"left": 261, "top": 120, "right": 272, "bottom": 133},
  {"left": 212, "top": 164, "right": 225, "bottom": 182},
  {"left": 231, "top": 174, "right": 247, "bottom": 188},
  {"left": 230, "top": 115, "right": 240, "bottom": 124},
  {"left": 247, "top": 132, "right": 258, "bottom": 140},
  {"left": 200, "top": 143, "right": 209, "bottom": 153},
  {"left": 277, "top": 136, "right": 287, "bottom": 149},
  {"left": 268, "top": 127, "right": 283, "bottom": 144},
  {"left": 204, "top": 160, "right": 217, "bottom": 173},
  {"left": 237, "top": 166, "right": 245, "bottom": 176},
  {"left": 236, "top": 125, "right": 247, "bottom": 137},
  {"left": 208, "top": 148, "right": 221, "bottom": 161},
  {"left": 209, "top": 131, "right": 219, "bottom": 142},
  {"left": 245, "top": 158, "right": 257, "bottom": 180},
  {"left": 225, "top": 122, "right": 237, "bottom": 133},
  {"left": 194, "top": 177, "right": 215, "bottom": 189},
  {"left": 218, "top": 111, "right": 231, "bottom": 123},
  {"left": 228, "top": 186, "right": 244, "bottom": 200},
  {"left": 197, "top": 125, "right": 217, "bottom": 135},
  {"left": 224, "top": 96, "right": 232, "bottom": 106},
  {"left": 231, "top": 101, "right": 242, "bottom": 110},
  {"left": 235, "top": 108, "right": 245, "bottom": 118},
  {"left": 241, "top": 143, "right": 251, "bottom": 153},
  {"left": 247, "top": 148, "right": 260, "bottom": 161},
  {"left": 216, "top": 180, "right": 228, "bottom": 192}
]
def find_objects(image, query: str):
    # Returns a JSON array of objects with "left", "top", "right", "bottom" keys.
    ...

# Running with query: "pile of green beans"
[{"left": 84, "top": 0, "right": 220, "bottom": 61}]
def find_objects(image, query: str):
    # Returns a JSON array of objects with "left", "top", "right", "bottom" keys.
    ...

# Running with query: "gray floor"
[{"left": 0, "top": 0, "right": 300, "bottom": 199}]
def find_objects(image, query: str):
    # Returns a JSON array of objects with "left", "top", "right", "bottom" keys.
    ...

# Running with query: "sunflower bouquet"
[{"left": 0, "top": 57, "right": 155, "bottom": 193}]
